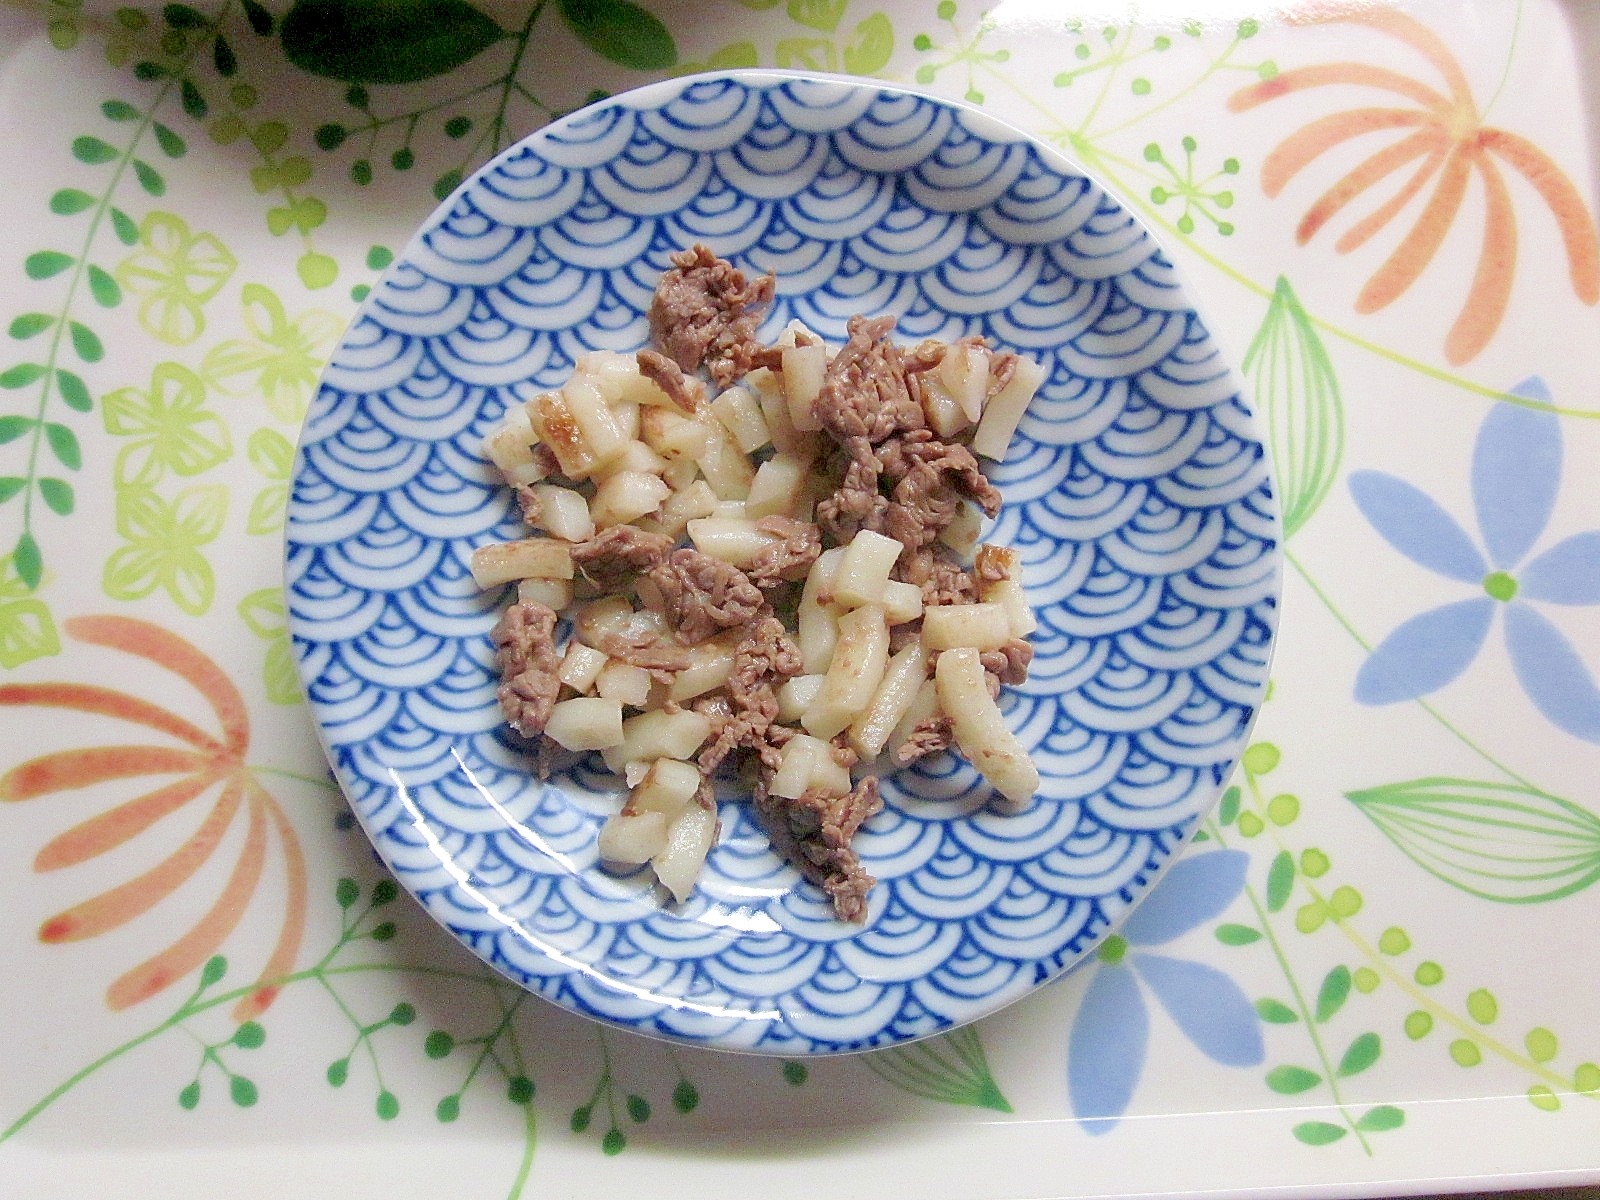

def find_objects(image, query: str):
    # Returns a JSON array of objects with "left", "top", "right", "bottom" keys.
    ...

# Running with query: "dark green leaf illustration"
[
  {"left": 280, "top": 0, "right": 506, "bottom": 84},
  {"left": 45, "top": 423, "right": 81, "bottom": 470},
  {"left": 860, "top": 1025, "right": 1011, "bottom": 1111},
  {"left": 154, "top": 123, "right": 187, "bottom": 158},
  {"left": 110, "top": 208, "right": 139, "bottom": 246},
  {"left": 134, "top": 160, "right": 166, "bottom": 197},
  {"left": 242, "top": 0, "right": 274, "bottom": 36},
  {"left": 181, "top": 78, "right": 208, "bottom": 119},
  {"left": 49, "top": 189, "right": 95, "bottom": 215},
  {"left": 1265, "top": 849, "right": 1294, "bottom": 912},
  {"left": 214, "top": 35, "right": 237, "bottom": 76},
  {"left": 9, "top": 314, "right": 52, "bottom": 339},
  {"left": 87, "top": 265, "right": 122, "bottom": 308},
  {"left": 1336, "top": 1031, "right": 1380, "bottom": 1077},
  {"left": 101, "top": 100, "right": 140, "bottom": 121},
  {"left": 69, "top": 321, "right": 103, "bottom": 363},
  {"left": 1345, "top": 777, "right": 1600, "bottom": 902},
  {"left": 1255, "top": 998, "right": 1298, "bottom": 1024},
  {"left": 71, "top": 136, "right": 117, "bottom": 165},
  {"left": 163, "top": 4, "right": 208, "bottom": 29},
  {"left": 558, "top": 0, "right": 676, "bottom": 70},
  {"left": 1242, "top": 276, "right": 1343, "bottom": 538},
  {"left": 14, "top": 531, "right": 41, "bottom": 588},
  {"left": 38, "top": 479, "right": 73, "bottom": 516},
  {"left": 25, "top": 252, "right": 73, "bottom": 280},
  {"left": 1265, "top": 1065, "right": 1320, "bottom": 1094},
  {"left": 1315, "top": 965, "right": 1350, "bottom": 1022},
  {"left": 0, "top": 364, "right": 46, "bottom": 389},
  {"left": 0, "top": 478, "right": 24, "bottom": 505},
  {"left": 56, "top": 370, "right": 91, "bottom": 413},
  {"left": 1293, "top": 1120, "right": 1347, "bottom": 1146},
  {"left": 1355, "top": 1104, "right": 1404, "bottom": 1132},
  {"left": 0, "top": 416, "right": 35, "bottom": 443}
]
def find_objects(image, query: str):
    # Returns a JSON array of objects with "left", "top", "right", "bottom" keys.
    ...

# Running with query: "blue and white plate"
[{"left": 286, "top": 70, "right": 1281, "bottom": 1054}]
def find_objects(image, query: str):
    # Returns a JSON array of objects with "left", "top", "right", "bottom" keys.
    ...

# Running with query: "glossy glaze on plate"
[{"left": 285, "top": 71, "right": 1279, "bottom": 1053}]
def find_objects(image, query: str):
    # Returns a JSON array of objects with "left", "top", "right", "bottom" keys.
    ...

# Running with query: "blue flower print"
[
  {"left": 1350, "top": 378, "right": 1600, "bottom": 741},
  {"left": 1067, "top": 849, "right": 1263, "bottom": 1133}
]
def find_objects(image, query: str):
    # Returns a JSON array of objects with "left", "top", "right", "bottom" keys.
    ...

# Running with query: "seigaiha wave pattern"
[{"left": 287, "top": 72, "right": 1280, "bottom": 1054}]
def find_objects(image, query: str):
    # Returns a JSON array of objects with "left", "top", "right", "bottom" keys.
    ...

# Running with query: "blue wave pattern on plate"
[{"left": 287, "top": 73, "right": 1279, "bottom": 1053}]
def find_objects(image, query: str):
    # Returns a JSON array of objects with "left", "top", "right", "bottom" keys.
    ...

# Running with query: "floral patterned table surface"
[{"left": 2, "top": 1, "right": 1599, "bottom": 1197}]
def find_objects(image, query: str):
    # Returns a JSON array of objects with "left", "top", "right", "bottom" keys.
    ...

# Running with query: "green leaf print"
[
  {"left": 558, "top": 0, "right": 676, "bottom": 70},
  {"left": 1314, "top": 966, "right": 1350, "bottom": 1022},
  {"left": 1336, "top": 1032, "right": 1380, "bottom": 1077},
  {"left": 103, "top": 484, "right": 226, "bottom": 614},
  {"left": 1241, "top": 276, "right": 1344, "bottom": 539},
  {"left": 788, "top": 0, "right": 847, "bottom": 33},
  {"left": 842, "top": 13, "right": 894, "bottom": 75},
  {"left": 1345, "top": 778, "right": 1600, "bottom": 903},
  {"left": 860, "top": 1026, "right": 1012, "bottom": 1111},
  {"left": 280, "top": 0, "right": 506, "bottom": 84},
  {"left": 1292, "top": 1121, "right": 1346, "bottom": 1146},
  {"left": 238, "top": 587, "right": 300, "bottom": 704},
  {"left": 1264, "top": 1065, "right": 1320, "bottom": 1095},
  {"left": 102, "top": 362, "right": 232, "bottom": 486},
  {"left": 0, "top": 552, "right": 60, "bottom": 667}
]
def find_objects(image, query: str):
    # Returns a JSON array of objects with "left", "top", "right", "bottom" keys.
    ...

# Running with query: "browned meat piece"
[
  {"left": 883, "top": 431, "right": 1002, "bottom": 518},
  {"left": 698, "top": 616, "right": 803, "bottom": 772},
  {"left": 899, "top": 547, "right": 979, "bottom": 606},
  {"left": 530, "top": 444, "right": 560, "bottom": 479},
  {"left": 648, "top": 548, "right": 765, "bottom": 645},
  {"left": 571, "top": 525, "right": 675, "bottom": 590},
  {"left": 491, "top": 601, "right": 561, "bottom": 738},
  {"left": 636, "top": 348, "right": 704, "bottom": 414},
  {"left": 649, "top": 244, "right": 776, "bottom": 388},
  {"left": 815, "top": 453, "right": 889, "bottom": 543},
  {"left": 894, "top": 715, "right": 955, "bottom": 765},
  {"left": 595, "top": 632, "right": 691, "bottom": 674},
  {"left": 981, "top": 638, "right": 1033, "bottom": 687},
  {"left": 747, "top": 516, "right": 822, "bottom": 587},
  {"left": 753, "top": 774, "right": 881, "bottom": 922},
  {"left": 888, "top": 618, "right": 923, "bottom": 655},
  {"left": 974, "top": 542, "right": 1019, "bottom": 584},
  {"left": 811, "top": 315, "right": 926, "bottom": 445},
  {"left": 512, "top": 483, "right": 542, "bottom": 526}
]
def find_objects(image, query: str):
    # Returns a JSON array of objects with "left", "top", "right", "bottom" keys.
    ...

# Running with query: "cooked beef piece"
[
  {"left": 973, "top": 542, "right": 1016, "bottom": 584},
  {"left": 697, "top": 616, "right": 803, "bottom": 772},
  {"left": 981, "top": 639, "right": 1033, "bottom": 687},
  {"left": 748, "top": 516, "right": 822, "bottom": 587},
  {"left": 513, "top": 483, "right": 542, "bottom": 526},
  {"left": 636, "top": 348, "right": 704, "bottom": 415},
  {"left": 894, "top": 715, "right": 955, "bottom": 765},
  {"left": 491, "top": 601, "right": 561, "bottom": 738},
  {"left": 753, "top": 774, "right": 882, "bottom": 922},
  {"left": 812, "top": 315, "right": 926, "bottom": 445},
  {"left": 899, "top": 546, "right": 980, "bottom": 606},
  {"left": 649, "top": 244, "right": 776, "bottom": 388},
  {"left": 815, "top": 453, "right": 889, "bottom": 543},
  {"left": 648, "top": 548, "right": 766, "bottom": 645},
  {"left": 594, "top": 632, "right": 691, "bottom": 674},
  {"left": 571, "top": 525, "right": 676, "bottom": 590}
]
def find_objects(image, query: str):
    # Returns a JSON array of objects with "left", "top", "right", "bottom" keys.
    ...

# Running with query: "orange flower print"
[
  {"left": 0, "top": 616, "right": 306, "bottom": 1020},
  {"left": 1229, "top": 7, "right": 1600, "bottom": 364}
]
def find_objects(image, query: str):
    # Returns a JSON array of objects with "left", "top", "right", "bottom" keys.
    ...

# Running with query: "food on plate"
[{"left": 471, "top": 245, "right": 1041, "bottom": 920}]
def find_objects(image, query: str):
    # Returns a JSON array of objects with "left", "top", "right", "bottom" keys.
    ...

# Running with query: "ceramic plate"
[{"left": 285, "top": 70, "right": 1281, "bottom": 1054}]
